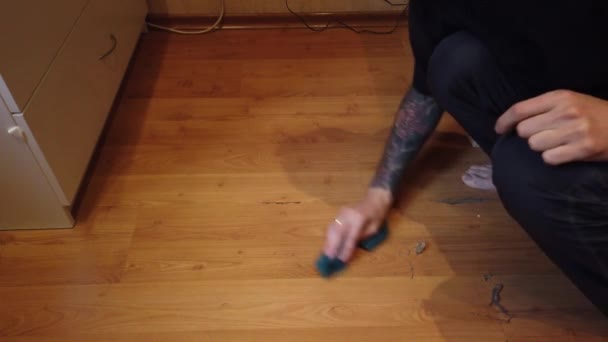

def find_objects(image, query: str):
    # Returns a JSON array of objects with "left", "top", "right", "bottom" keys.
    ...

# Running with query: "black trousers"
[{"left": 409, "top": 0, "right": 608, "bottom": 315}]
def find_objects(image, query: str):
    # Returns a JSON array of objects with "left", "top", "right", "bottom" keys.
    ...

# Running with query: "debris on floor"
[
  {"left": 406, "top": 240, "right": 428, "bottom": 279},
  {"left": 489, "top": 283, "right": 512, "bottom": 323},
  {"left": 408, "top": 260, "right": 414, "bottom": 279},
  {"left": 483, "top": 272, "right": 494, "bottom": 282},
  {"left": 436, "top": 197, "right": 491, "bottom": 205},
  {"left": 415, "top": 240, "right": 427, "bottom": 255}
]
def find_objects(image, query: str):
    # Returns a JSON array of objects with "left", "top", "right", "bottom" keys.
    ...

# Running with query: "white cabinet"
[
  {"left": 0, "top": 0, "right": 148, "bottom": 229},
  {"left": 0, "top": 100, "right": 72, "bottom": 229}
]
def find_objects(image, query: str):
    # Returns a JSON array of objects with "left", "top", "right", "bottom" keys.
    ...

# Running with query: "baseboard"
[{"left": 146, "top": 11, "right": 409, "bottom": 30}]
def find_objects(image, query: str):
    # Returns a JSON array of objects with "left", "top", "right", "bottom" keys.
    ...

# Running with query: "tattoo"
[{"left": 370, "top": 88, "right": 442, "bottom": 196}]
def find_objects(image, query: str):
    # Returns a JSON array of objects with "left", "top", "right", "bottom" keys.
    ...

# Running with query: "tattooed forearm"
[{"left": 370, "top": 88, "right": 443, "bottom": 196}]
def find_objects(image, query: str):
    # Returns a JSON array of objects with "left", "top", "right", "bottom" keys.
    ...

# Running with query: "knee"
[
  {"left": 491, "top": 135, "right": 548, "bottom": 211},
  {"left": 492, "top": 135, "right": 530, "bottom": 188},
  {"left": 491, "top": 134, "right": 577, "bottom": 232},
  {"left": 427, "top": 32, "right": 487, "bottom": 106}
]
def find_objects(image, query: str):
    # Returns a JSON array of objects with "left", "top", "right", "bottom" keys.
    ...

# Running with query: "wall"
[{"left": 147, "top": 0, "right": 407, "bottom": 16}]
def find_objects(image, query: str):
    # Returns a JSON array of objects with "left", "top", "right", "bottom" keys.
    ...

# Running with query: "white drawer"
[
  {"left": 0, "top": 0, "right": 90, "bottom": 112},
  {"left": 16, "top": 0, "right": 147, "bottom": 204}
]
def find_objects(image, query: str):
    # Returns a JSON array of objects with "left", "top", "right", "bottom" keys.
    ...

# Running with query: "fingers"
[
  {"left": 527, "top": 129, "right": 565, "bottom": 152},
  {"left": 496, "top": 92, "right": 557, "bottom": 134},
  {"left": 362, "top": 221, "right": 382, "bottom": 239},
  {"left": 494, "top": 90, "right": 608, "bottom": 165},
  {"left": 542, "top": 143, "right": 587, "bottom": 165},
  {"left": 323, "top": 207, "right": 367, "bottom": 262},
  {"left": 515, "top": 110, "right": 565, "bottom": 138},
  {"left": 323, "top": 221, "right": 346, "bottom": 259},
  {"left": 336, "top": 209, "right": 365, "bottom": 262},
  {"left": 338, "top": 222, "right": 363, "bottom": 262}
]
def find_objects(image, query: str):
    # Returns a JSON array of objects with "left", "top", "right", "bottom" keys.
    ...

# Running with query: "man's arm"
[
  {"left": 323, "top": 87, "right": 442, "bottom": 262},
  {"left": 370, "top": 87, "right": 443, "bottom": 197}
]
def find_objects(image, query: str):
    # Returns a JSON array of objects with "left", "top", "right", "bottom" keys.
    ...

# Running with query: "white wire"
[{"left": 146, "top": 0, "right": 225, "bottom": 35}]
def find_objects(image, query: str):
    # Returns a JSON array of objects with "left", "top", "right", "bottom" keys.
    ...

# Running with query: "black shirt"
[{"left": 450, "top": 1, "right": 608, "bottom": 99}]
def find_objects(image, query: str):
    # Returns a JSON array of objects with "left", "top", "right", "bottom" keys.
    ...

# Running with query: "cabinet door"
[
  {"left": 0, "top": 100, "right": 73, "bottom": 230},
  {"left": 19, "top": 0, "right": 147, "bottom": 203},
  {"left": 0, "top": 0, "right": 90, "bottom": 112}
]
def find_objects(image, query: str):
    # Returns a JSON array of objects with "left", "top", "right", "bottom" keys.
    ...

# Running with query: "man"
[{"left": 322, "top": 0, "right": 608, "bottom": 316}]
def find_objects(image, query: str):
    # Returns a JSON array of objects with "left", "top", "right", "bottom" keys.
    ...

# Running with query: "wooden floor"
[{"left": 1, "top": 27, "right": 607, "bottom": 341}]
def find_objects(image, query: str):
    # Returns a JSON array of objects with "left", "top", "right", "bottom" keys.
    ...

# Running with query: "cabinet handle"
[
  {"left": 99, "top": 34, "right": 117, "bottom": 60},
  {"left": 7, "top": 126, "right": 26, "bottom": 142}
]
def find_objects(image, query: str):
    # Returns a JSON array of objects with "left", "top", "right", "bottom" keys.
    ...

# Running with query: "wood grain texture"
[{"left": 0, "top": 28, "right": 606, "bottom": 341}]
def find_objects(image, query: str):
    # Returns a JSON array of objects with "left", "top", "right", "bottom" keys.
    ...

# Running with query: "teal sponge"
[
  {"left": 315, "top": 254, "right": 347, "bottom": 278},
  {"left": 357, "top": 222, "right": 389, "bottom": 251},
  {"left": 315, "top": 223, "right": 389, "bottom": 278}
]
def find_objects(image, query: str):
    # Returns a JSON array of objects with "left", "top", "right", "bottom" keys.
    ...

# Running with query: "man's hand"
[
  {"left": 495, "top": 90, "right": 608, "bottom": 165},
  {"left": 323, "top": 188, "right": 392, "bottom": 262}
]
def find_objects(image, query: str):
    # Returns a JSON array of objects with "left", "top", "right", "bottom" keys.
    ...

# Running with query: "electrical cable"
[
  {"left": 146, "top": 0, "right": 406, "bottom": 35},
  {"left": 146, "top": 0, "right": 224, "bottom": 34},
  {"left": 286, "top": 0, "right": 408, "bottom": 35},
  {"left": 384, "top": 0, "right": 409, "bottom": 6}
]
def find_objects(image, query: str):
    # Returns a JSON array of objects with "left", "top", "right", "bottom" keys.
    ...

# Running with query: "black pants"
[{"left": 409, "top": 0, "right": 608, "bottom": 315}]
